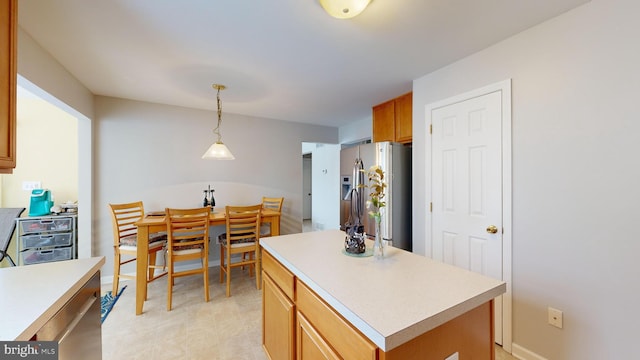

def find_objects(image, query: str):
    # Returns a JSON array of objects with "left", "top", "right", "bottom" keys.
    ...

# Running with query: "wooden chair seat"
[
  {"left": 218, "top": 232, "right": 256, "bottom": 247},
  {"left": 118, "top": 232, "right": 166, "bottom": 247}
]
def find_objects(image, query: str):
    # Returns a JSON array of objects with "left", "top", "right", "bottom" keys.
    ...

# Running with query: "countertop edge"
[
  {"left": 261, "top": 241, "right": 387, "bottom": 347},
  {"left": 261, "top": 237, "right": 505, "bottom": 352},
  {"left": 384, "top": 282, "right": 507, "bottom": 350}
]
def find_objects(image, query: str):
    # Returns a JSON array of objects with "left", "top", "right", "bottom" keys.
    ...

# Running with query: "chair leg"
[
  {"left": 112, "top": 251, "right": 120, "bottom": 295},
  {"left": 248, "top": 252, "right": 254, "bottom": 277},
  {"left": 226, "top": 249, "right": 232, "bottom": 297},
  {"left": 148, "top": 251, "right": 157, "bottom": 281},
  {"left": 219, "top": 244, "right": 225, "bottom": 284},
  {"left": 256, "top": 249, "right": 261, "bottom": 290},
  {"left": 167, "top": 258, "right": 173, "bottom": 311},
  {"left": 4, "top": 253, "right": 16, "bottom": 266},
  {"left": 203, "top": 255, "right": 210, "bottom": 303}
]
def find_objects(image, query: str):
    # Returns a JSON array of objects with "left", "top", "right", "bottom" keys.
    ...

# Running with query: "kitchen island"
[
  {"left": 261, "top": 230, "right": 506, "bottom": 360},
  {"left": 0, "top": 256, "right": 104, "bottom": 354}
]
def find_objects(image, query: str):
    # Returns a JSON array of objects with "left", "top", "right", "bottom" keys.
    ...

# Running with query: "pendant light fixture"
[
  {"left": 202, "top": 84, "right": 235, "bottom": 160},
  {"left": 319, "top": 0, "right": 372, "bottom": 19}
]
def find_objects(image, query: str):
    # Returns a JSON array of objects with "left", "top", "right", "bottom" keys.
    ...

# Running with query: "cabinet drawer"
[
  {"left": 22, "top": 247, "right": 73, "bottom": 265},
  {"left": 21, "top": 232, "right": 73, "bottom": 249},
  {"left": 262, "top": 250, "right": 295, "bottom": 299},
  {"left": 20, "top": 217, "right": 73, "bottom": 234},
  {"left": 296, "top": 280, "right": 377, "bottom": 360}
]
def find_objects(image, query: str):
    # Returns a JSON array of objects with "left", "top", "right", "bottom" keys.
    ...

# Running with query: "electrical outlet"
[
  {"left": 548, "top": 307, "right": 563, "bottom": 328},
  {"left": 445, "top": 352, "right": 459, "bottom": 360}
]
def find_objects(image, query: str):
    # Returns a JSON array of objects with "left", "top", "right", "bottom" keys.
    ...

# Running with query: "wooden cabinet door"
[
  {"left": 297, "top": 312, "right": 341, "bottom": 360},
  {"left": 372, "top": 100, "right": 395, "bottom": 143},
  {"left": 263, "top": 273, "right": 295, "bottom": 360},
  {"left": 297, "top": 280, "right": 377, "bottom": 360},
  {"left": 395, "top": 92, "right": 413, "bottom": 144},
  {"left": 0, "top": 0, "right": 16, "bottom": 173}
]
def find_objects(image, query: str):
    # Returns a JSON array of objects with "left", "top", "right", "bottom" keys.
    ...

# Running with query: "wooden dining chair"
[
  {"left": 165, "top": 207, "right": 210, "bottom": 311},
  {"left": 109, "top": 201, "right": 167, "bottom": 296},
  {"left": 260, "top": 197, "right": 284, "bottom": 238},
  {"left": 218, "top": 204, "right": 262, "bottom": 297}
]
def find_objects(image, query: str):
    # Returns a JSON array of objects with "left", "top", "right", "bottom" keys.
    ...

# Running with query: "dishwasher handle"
[{"left": 55, "top": 294, "right": 98, "bottom": 344}]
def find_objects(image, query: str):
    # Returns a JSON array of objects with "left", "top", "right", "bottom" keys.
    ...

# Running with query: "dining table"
[{"left": 133, "top": 208, "right": 281, "bottom": 315}]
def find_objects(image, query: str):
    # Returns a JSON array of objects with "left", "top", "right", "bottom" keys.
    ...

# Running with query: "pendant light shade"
[
  {"left": 202, "top": 142, "right": 235, "bottom": 160},
  {"left": 319, "top": 0, "right": 371, "bottom": 19},
  {"left": 202, "top": 84, "right": 235, "bottom": 160}
]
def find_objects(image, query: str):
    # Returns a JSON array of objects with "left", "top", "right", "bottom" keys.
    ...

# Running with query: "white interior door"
[
  {"left": 431, "top": 89, "right": 505, "bottom": 344},
  {"left": 303, "top": 156, "right": 312, "bottom": 220}
]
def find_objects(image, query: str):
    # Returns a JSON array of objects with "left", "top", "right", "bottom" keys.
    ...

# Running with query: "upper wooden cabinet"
[
  {"left": 0, "top": 0, "right": 17, "bottom": 174},
  {"left": 372, "top": 92, "right": 412, "bottom": 144}
]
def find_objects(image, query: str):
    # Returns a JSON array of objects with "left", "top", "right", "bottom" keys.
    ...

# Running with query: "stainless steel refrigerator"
[{"left": 340, "top": 141, "right": 412, "bottom": 251}]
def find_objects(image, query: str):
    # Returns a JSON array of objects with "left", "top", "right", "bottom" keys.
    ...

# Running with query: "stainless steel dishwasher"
[{"left": 34, "top": 271, "right": 102, "bottom": 359}]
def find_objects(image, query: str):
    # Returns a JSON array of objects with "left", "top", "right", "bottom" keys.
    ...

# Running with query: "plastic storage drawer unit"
[
  {"left": 20, "top": 218, "right": 73, "bottom": 234},
  {"left": 21, "top": 247, "right": 73, "bottom": 265},
  {"left": 21, "top": 233, "right": 73, "bottom": 249}
]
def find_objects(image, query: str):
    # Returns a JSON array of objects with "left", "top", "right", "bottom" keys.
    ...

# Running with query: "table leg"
[
  {"left": 136, "top": 225, "right": 150, "bottom": 315},
  {"left": 272, "top": 215, "right": 280, "bottom": 236}
]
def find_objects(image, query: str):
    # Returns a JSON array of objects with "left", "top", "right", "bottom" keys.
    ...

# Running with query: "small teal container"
[{"left": 29, "top": 189, "right": 52, "bottom": 216}]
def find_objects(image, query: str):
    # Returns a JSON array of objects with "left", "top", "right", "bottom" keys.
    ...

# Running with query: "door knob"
[{"left": 486, "top": 225, "right": 498, "bottom": 234}]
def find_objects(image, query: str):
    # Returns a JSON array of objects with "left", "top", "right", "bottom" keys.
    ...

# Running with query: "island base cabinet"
[
  {"left": 297, "top": 312, "right": 340, "bottom": 360},
  {"left": 263, "top": 273, "right": 295, "bottom": 360},
  {"left": 380, "top": 301, "right": 495, "bottom": 360},
  {"left": 297, "top": 280, "right": 377, "bottom": 360}
]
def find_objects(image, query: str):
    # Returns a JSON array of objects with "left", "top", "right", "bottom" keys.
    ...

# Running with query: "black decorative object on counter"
[
  {"left": 343, "top": 155, "right": 367, "bottom": 254},
  {"left": 203, "top": 190, "right": 209, "bottom": 207},
  {"left": 344, "top": 224, "right": 366, "bottom": 254},
  {"left": 202, "top": 185, "right": 216, "bottom": 211}
]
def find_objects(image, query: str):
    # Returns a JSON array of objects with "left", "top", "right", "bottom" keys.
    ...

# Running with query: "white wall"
[
  {"left": 17, "top": 28, "right": 94, "bottom": 259},
  {"left": 95, "top": 96, "right": 338, "bottom": 274},
  {"left": 412, "top": 0, "right": 639, "bottom": 358},
  {"left": 17, "top": 28, "right": 94, "bottom": 120},
  {"left": 339, "top": 116, "right": 371, "bottom": 145}
]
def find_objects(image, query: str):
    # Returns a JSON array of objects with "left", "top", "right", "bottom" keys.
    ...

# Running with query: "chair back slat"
[
  {"left": 166, "top": 208, "right": 210, "bottom": 253},
  {"left": 109, "top": 201, "right": 144, "bottom": 245},
  {"left": 225, "top": 204, "right": 262, "bottom": 245},
  {"left": 262, "top": 197, "right": 284, "bottom": 212}
]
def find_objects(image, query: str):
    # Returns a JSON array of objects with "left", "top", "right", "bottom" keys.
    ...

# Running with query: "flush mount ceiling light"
[
  {"left": 202, "top": 84, "right": 235, "bottom": 160},
  {"left": 319, "top": 0, "right": 372, "bottom": 19}
]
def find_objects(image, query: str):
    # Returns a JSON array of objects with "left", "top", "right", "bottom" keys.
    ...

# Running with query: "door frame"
[{"left": 424, "top": 79, "right": 512, "bottom": 352}]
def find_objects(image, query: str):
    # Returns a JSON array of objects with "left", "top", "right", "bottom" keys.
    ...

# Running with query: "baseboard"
[{"left": 511, "top": 343, "right": 548, "bottom": 360}]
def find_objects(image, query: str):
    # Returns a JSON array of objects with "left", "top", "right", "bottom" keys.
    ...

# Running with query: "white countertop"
[
  {"left": 0, "top": 257, "right": 105, "bottom": 340},
  {"left": 261, "top": 230, "right": 506, "bottom": 351}
]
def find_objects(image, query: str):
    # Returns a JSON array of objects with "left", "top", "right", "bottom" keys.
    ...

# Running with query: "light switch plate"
[
  {"left": 22, "top": 181, "right": 41, "bottom": 191},
  {"left": 548, "top": 307, "right": 563, "bottom": 328}
]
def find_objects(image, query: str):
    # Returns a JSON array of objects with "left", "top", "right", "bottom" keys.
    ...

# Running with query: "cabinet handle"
[{"left": 55, "top": 294, "right": 97, "bottom": 344}]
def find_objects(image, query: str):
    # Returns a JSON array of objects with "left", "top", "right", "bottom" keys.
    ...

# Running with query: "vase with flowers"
[{"left": 362, "top": 165, "right": 386, "bottom": 258}]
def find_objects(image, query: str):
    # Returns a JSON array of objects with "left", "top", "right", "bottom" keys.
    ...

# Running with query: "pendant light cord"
[{"left": 213, "top": 85, "right": 224, "bottom": 144}]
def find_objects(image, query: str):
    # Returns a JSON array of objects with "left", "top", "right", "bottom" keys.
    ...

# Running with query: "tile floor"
[{"left": 101, "top": 266, "right": 516, "bottom": 360}]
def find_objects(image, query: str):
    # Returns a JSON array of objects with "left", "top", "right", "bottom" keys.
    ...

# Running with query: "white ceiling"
[{"left": 18, "top": 0, "right": 588, "bottom": 127}]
